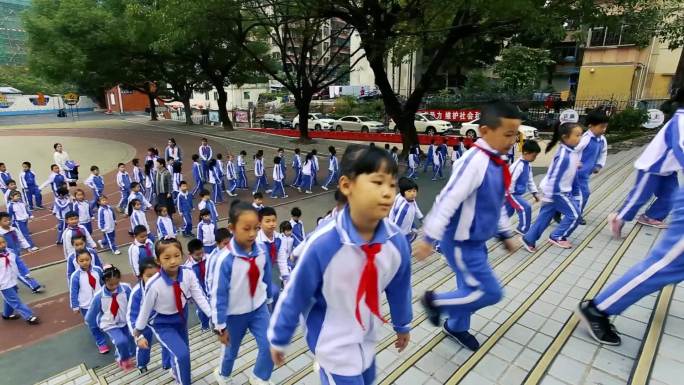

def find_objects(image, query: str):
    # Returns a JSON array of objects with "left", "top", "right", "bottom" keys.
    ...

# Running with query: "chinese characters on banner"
[{"left": 419, "top": 109, "right": 481, "bottom": 122}]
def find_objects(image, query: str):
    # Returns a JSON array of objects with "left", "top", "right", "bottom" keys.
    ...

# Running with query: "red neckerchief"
[
  {"left": 355, "top": 243, "right": 387, "bottom": 329},
  {"left": 472, "top": 144, "right": 521, "bottom": 211}
]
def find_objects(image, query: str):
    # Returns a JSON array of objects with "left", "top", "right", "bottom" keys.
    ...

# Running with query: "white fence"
[{"left": 0, "top": 94, "right": 98, "bottom": 116}]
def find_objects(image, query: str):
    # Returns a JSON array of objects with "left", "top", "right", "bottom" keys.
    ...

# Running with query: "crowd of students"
[{"left": 1, "top": 92, "right": 683, "bottom": 385}]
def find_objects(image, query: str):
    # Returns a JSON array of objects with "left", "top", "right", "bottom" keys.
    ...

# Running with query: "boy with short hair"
[
  {"left": 197, "top": 190, "right": 218, "bottom": 225},
  {"left": 115, "top": 163, "right": 131, "bottom": 213},
  {"left": 84, "top": 166, "right": 104, "bottom": 211},
  {"left": 0, "top": 213, "right": 43, "bottom": 293},
  {"left": 191, "top": 154, "right": 204, "bottom": 197},
  {"left": 505, "top": 139, "right": 541, "bottom": 235},
  {"left": 7, "top": 190, "right": 39, "bottom": 251},
  {"left": 252, "top": 192, "right": 264, "bottom": 211},
  {"left": 127, "top": 182, "right": 152, "bottom": 211},
  {"left": 415, "top": 101, "right": 521, "bottom": 350},
  {"left": 0, "top": 163, "right": 12, "bottom": 199},
  {"left": 573, "top": 111, "right": 609, "bottom": 225},
  {"left": 389, "top": 177, "right": 423, "bottom": 243},
  {"left": 53, "top": 186, "right": 72, "bottom": 244},
  {"left": 176, "top": 181, "right": 194, "bottom": 237},
  {"left": 185, "top": 238, "right": 210, "bottom": 330},
  {"left": 128, "top": 225, "right": 155, "bottom": 277},
  {"left": 62, "top": 211, "right": 97, "bottom": 260},
  {"left": 289, "top": 207, "right": 305, "bottom": 249},
  {"left": 257, "top": 207, "right": 287, "bottom": 305},
  {"left": 20, "top": 162, "right": 43, "bottom": 210}
]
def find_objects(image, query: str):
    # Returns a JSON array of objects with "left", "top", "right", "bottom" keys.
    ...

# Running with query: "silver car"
[{"left": 333, "top": 115, "right": 386, "bottom": 132}]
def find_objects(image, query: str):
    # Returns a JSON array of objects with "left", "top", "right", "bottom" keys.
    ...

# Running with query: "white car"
[
  {"left": 292, "top": 113, "right": 336, "bottom": 131},
  {"left": 458, "top": 119, "right": 538, "bottom": 139},
  {"left": 334, "top": 116, "right": 386, "bottom": 132},
  {"left": 389, "top": 112, "right": 453, "bottom": 135}
]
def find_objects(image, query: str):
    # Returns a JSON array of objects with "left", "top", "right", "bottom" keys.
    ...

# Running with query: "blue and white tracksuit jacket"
[
  {"left": 573, "top": 130, "right": 607, "bottom": 212},
  {"left": 523, "top": 143, "right": 580, "bottom": 245},
  {"left": 62, "top": 225, "right": 97, "bottom": 260},
  {"left": 71, "top": 200, "right": 94, "bottom": 233},
  {"left": 210, "top": 239, "right": 274, "bottom": 379},
  {"left": 300, "top": 161, "right": 313, "bottom": 191},
  {"left": 53, "top": 196, "right": 71, "bottom": 243},
  {"left": 8, "top": 201, "right": 35, "bottom": 247},
  {"left": 253, "top": 158, "right": 270, "bottom": 193},
  {"left": 291, "top": 154, "right": 302, "bottom": 186},
  {"left": 225, "top": 161, "right": 237, "bottom": 193},
  {"left": 70, "top": 266, "right": 104, "bottom": 310},
  {"left": 191, "top": 162, "right": 204, "bottom": 196},
  {"left": 422, "top": 139, "right": 511, "bottom": 333},
  {"left": 157, "top": 216, "right": 176, "bottom": 240},
  {"left": 198, "top": 199, "right": 218, "bottom": 225},
  {"left": 126, "top": 282, "right": 171, "bottom": 369},
  {"left": 290, "top": 219, "right": 306, "bottom": 249},
  {"left": 279, "top": 152, "right": 287, "bottom": 180},
  {"left": 116, "top": 171, "right": 132, "bottom": 210},
  {"left": 268, "top": 207, "right": 412, "bottom": 378},
  {"left": 617, "top": 109, "right": 684, "bottom": 222},
  {"left": 176, "top": 192, "right": 193, "bottom": 235},
  {"left": 237, "top": 155, "right": 248, "bottom": 189},
  {"left": 408, "top": 153, "right": 419, "bottom": 178},
  {"left": 271, "top": 164, "right": 286, "bottom": 198},
  {"left": 97, "top": 205, "right": 117, "bottom": 252},
  {"left": 185, "top": 257, "right": 210, "bottom": 329},
  {"left": 66, "top": 248, "right": 104, "bottom": 283},
  {"left": 134, "top": 268, "right": 211, "bottom": 385},
  {"left": 85, "top": 283, "right": 134, "bottom": 361},
  {"left": 423, "top": 144, "right": 435, "bottom": 172},
  {"left": 323, "top": 155, "right": 338, "bottom": 188},
  {"left": 129, "top": 209, "right": 153, "bottom": 240},
  {"left": 198, "top": 220, "right": 217, "bottom": 253},
  {"left": 0, "top": 171, "right": 12, "bottom": 196},
  {"left": 19, "top": 170, "right": 42, "bottom": 209},
  {"left": 39, "top": 171, "right": 70, "bottom": 196},
  {"left": 209, "top": 164, "right": 223, "bottom": 203},
  {"left": 128, "top": 239, "right": 156, "bottom": 277},
  {"left": 0, "top": 249, "right": 34, "bottom": 319},
  {"left": 389, "top": 194, "right": 423, "bottom": 243},
  {"left": 505, "top": 158, "right": 539, "bottom": 234},
  {"left": 84, "top": 174, "right": 105, "bottom": 209},
  {"left": 0, "top": 227, "right": 41, "bottom": 291},
  {"left": 199, "top": 145, "right": 213, "bottom": 179}
]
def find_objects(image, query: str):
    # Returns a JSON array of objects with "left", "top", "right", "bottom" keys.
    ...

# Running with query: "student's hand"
[
  {"left": 271, "top": 348, "right": 286, "bottom": 367},
  {"left": 395, "top": 332, "right": 410, "bottom": 353},
  {"left": 503, "top": 237, "right": 519, "bottom": 252},
  {"left": 413, "top": 240, "right": 434, "bottom": 261},
  {"left": 136, "top": 336, "right": 149, "bottom": 349},
  {"left": 217, "top": 329, "right": 230, "bottom": 345}
]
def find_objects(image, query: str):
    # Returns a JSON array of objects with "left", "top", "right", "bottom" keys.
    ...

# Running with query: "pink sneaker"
[
  {"left": 637, "top": 214, "right": 668, "bottom": 229},
  {"left": 97, "top": 345, "right": 110, "bottom": 354},
  {"left": 548, "top": 238, "right": 572, "bottom": 249},
  {"left": 522, "top": 240, "right": 537, "bottom": 253},
  {"left": 121, "top": 358, "right": 135, "bottom": 372},
  {"left": 608, "top": 213, "right": 624, "bottom": 239}
]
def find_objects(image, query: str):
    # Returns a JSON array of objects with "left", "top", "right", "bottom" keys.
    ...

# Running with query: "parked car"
[
  {"left": 389, "top": 112, "right": 453, "bottom": 135},
  {"left": 458, "top": 119, "right": 538, "bottom": 139},
  {"left": 292, "top": 113, "right": 336, "bottom": 130},
  {"left": 333, "top": 115, "right": 386, "bottom": 132},
  {"left": 260, "top": 114, "right": 292, "bottom": 129}
]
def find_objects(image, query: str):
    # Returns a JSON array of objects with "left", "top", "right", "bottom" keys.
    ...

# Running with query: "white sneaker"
[
  {"left": 97, "top": 240, "right": 104, "bottom": 249},
  {"left": 214, "top": 368, "right": 233, "bottom": 385},
  {"left": 305, "top": 190, "right": 312, "bottom": 194},
  {"left": 114, "top": 250, "right": 121, "bottom": 255},
  {"left": 283, "top": 195, "right": 289, "bottom": 198},
  {"left": 321, "top": 186, "right": 329, "bottom": 191},
  {"left": 29, "top": 246, "right": 39, "bottom": 252},
  {"left": 248, "top": 374, "right": 274, "bottom": 385},
  {"left": 265, "top": 189, "right": 273, "bottom": 194}
]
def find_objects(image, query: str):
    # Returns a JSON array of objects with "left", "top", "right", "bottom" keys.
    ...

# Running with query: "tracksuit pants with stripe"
[
  {"left": 299, "top": 174, "right": 313, "bottom": 192},
  {"left": 225, "top": 179, "right": 237, "bottom": 194},
  {"left": 572, "top": 173, "right": 591, "bottom": 213},
  {"left": 505, "top": 194, "right": 532, "bottom": 234},
  {"left": 291, "top": 167, "right": 302, "bottom": 187},
  {"left": 617, "top": 171, "right": 678, "bottom": 222},
  {"left": 434, "top": 239, "right": 503, "bottom": 333},
  {"left": 15, "top": 220, "right": 35, "bottom": 248},
  {"left": 218, "top": 303, "right": 273, "bottom": 380},
  {"left": 79, "top": 307, "right": 108, "bottom": 348},
  {"left": 253, "top": 176, "right": 270, "bottom": 194},
  {"left": 211, "top": 183, "right": 223, "bottom": 203},
  {"left": 118, "top": 189, "right": 130, "bottom": 211},
  {"left": 104, "top": 326, "right": 135, "bottom": 362},
  {"left": 523, "top": 194, "right": 580, "bottom": 246},
  {"left": 237, "top": 167, "right": 248, "bottom": 189},
  {"left": 9, "top": 251, "right": 41, "bottom": 291},
  {"left": 150, "top": 313, "right": 192, "bottom": 385},
  {"left": 406, "top": 167, "right": 416, "bottom": 179},
  {"left": 180, "top": 210, "right": 193, "bottom": 236},
  {"left": 595, "top": 187, "right": 684, "bottom": 315},
  {"left": 271, "top": 180, "right": 286, "bottom": 198},
  {"left": 102, "top": 231, "right": 118, "bottom": 253},
  {"left": 323, "top": 170, "right": 338, "bottom": 189},
  {"left": 137, "top": 327, "right": 172, "bottom": 370},
  {"left": 320, "top": 361, "right": 376, "bottom": 385},
  {"left": 22, "top": 187, "right": 42, "bottom": 209},
  {"left": 1, "top": 286, "right": 33, "bottom": 319}
]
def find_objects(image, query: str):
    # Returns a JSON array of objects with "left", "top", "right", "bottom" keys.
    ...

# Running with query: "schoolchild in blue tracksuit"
[
  {"left": 84, "top": 166, "right": 105, "bottom": 211},
  {"left": 62, "top": 211, "right": 97, "bottom": 260},
  {"left": 128, "top": 225, "right": 156, "bottom": 277},
  {"left": 69, "top": 250, "right": 109, "bottom": 353},
  {"left": 322, "top": 146, "right": 338, "bottom": 191},
  {"left": 197, "top": 209, "right": 217, "bottom": 254},
  {"left": 19, "top": 162, "right": 43, "bottom": 210},
  {"left": 203, "top": 228, "right": 232, "bottom": 304},
  {"left": 144, "top": 161, "right": 156, "bottom": 204},
  {"left": 199, "top": 138, "right": 213, "bottom": 181},
  {"left": 573, "top": 111, "right": 609, "bottom": 220},
  {"left": 0, "top": 163, "right": 11, "bottom": 200},
  {"left": 289, "top": 207, "right": 305, "bottom": 249},
  {"left": 505, "top": 140, "right": 541, "bottom": 235},
  {"left": 415, "top": 102, "right": 523, "bottom": 351},
  {"left": 191, "top": 154, "right": 204, "bottom": 197},
  {"left": 208, "top": 159, "right": 223, "bottom": 203},
  {"left": 133, "top": 239, "right": 211, "bottom": 385},
  {"left": 224, "top": 154, "right": 237, "bottom": 197},
  {"left": 0, "top": 214, "right": 43, "bottom": 293},
  {"left": 156, "top": 205, "right": 176, "bottom": 240},
  {"left": 97, "top": 196, "right": 119, "bottom": 255},
  {"left": 269, "top": 145, "right": 412, "bottom": 384},
  {"left": 176, "top": 182, "right": 194, "bottom": 237},
  {"left": 7, "top": 191, "right": 38, "bottom": 251},
  {"left": 85, "top": 266, "right": 135, "bottom": 371},
  {"left": 115, "top": 163, "right": 131, "bottom": 212},
  {"left": 256, "top": 206, "right": 286, "bottom": 306},
  {"left": 236, "top": 150, "right": 248, "bottom": 189},
  {"left": 291, "top": 148, "right": 302, "bottom": 187},
  {"left": 53, "top": 187, "right": 72, "bottom": 244},
  {"left": 72, "top": 189, "right": 94, "bottom": 234},
  {"left": 171, "top": 162, "right": 183, "bottom": 202},
  {"left": 39, "top": 164, "right": 73, "bottom": 199},
  {"left": 66, "top": 236, "right": 104, "bottom": 283},
  {"left": 431, "top": 146, "right": 443, "bottom": 180},
  {"left": 184, "top": 239, "right": 210, "bottom": 330},
  {"left": 127, "top": 259, "right": 172, "bottom": 373},
  {"left": 298, "top": 153, "right": 314, "bottom": 194},
  {"left": 438, "top": 141, "right": 448, "bottom": 165},
  {"left": 197, "top": 191, "right": 218, "bottom": 225},
  {"left": 407, "top": 150, "right": 418, "bottom": 179},
  {"left": 127, "top": 182, "right": 152, "bottom": 212},
  {"left": 522, "top": 123, "right": 583, "bottom": 251},
  {"left": 389, "top": 177, "right": 423, "bottom": 244},
  {"left": 253, "top": 152, "right": 271, "bottom": 194},
  {"left": 0, "top": 238, "right": 40, "bottom": 324},
  {"left": 423, "top": 140, "right": 435, "bottom": 172},
  {"left": 216, "top": 153, "right": 226, "bottom": 188},
  {"left": 391, "top": 147, "right": 399, "bottom": 164},
  {"left": 609, "top": 104, "right": 684, "bottom": 238},
  {"left": 311, "top": 149, "right": 320, "bottom": 186},
  {"left": 211, "top": 202, "right": 274, "bottom": 384},
  {"left": 271, "top": 157, "right": 287, "bottom": 199},
  {"left": 278, "top": 148, "right": 287, "bottom": 181},
  {"left": 128, "top": 199, "right": 155, "bottom": 242},
  {"left": 450, "top": 145, "right": 461, "bottom": 167}
]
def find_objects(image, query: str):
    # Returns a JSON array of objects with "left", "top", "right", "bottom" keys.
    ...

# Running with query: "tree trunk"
[
  {"left": 215, "top": 86, "right": 234, "bottom": 131},
  {"left": 673, "top": 48, "right": 684, "bottom": 96},
  {"left": 147, "top": 92, "right": 158, "bottom": 121},
  {"left": 182, "top": 93, "right": 193, "bottom": 126},
  {"left": 295, "top": 95, "right": 313, "bottom": 142}
]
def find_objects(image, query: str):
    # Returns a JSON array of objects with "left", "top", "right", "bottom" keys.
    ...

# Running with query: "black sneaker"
[
  {"left": 577, "top": 300, "right": 621, "bottom": 345},
  {"left": 32, "top": 286, "right": 45, "bottom": 294},
  {"left": 27, "top": 316, "right": 40, "bottom": 325},
  {"left": 421, "top": 291, "right": 441, "bottom": 327},
  {"left": 578, "top": 218, "right": 587, "bottom": 226},
  {"left": 442, "top": 324, "right": 480, "bottom": 351},
  {"left": 139, "top": 367, "right": 148, "bottom": 374},
  {"left": 2, "top": 314, "right": 19, "bottom": 320},
  {"left": 553, "top": 211, "right": 562, "bottom": 224}
]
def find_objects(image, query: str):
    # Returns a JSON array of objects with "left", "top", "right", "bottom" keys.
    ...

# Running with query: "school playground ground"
[{"left": 0, "top": 113, "right": 682, "bottom": 385}]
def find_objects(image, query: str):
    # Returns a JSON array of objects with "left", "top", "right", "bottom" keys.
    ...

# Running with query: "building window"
[
  {"left": 588, "top": 26, "right": 633, "bottom": 47},
  {"left": 205, "top": 92, "right": 210, "bottom": 100},
  {"left": 244, "top": 92, "right": 250, "bottom": 100},
  {"left": 109, "top": 93, "right": 116, "bottom": 105},
  {"left": 213, "top": 91, "right": 218, "bottom": 101}
]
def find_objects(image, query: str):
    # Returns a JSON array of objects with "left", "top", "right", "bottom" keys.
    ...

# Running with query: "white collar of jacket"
[
  {"left": 229, "top": 238, "right": 261, "bottom": 258},
  {"left": 560, "top": 143, "right": 576, "bottom": 152},
  {"left": 159, "top": 267, "right": 185, "bottom": 286},
  {"left": 334, "top": 205, "right": 397, "bottom": 246},
  {"left": 256, "top": 230, "right": 278, "bottom": 244},
  {"left": 102, "top": 284, "right": 125, "bottom": 298},
  {"left": 473, "top": 138, "right": 503, "bottom": 156}
]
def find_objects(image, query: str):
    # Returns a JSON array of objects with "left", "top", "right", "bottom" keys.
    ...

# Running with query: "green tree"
[
  {"left": 493, "top": 45, "right": 553, "bottom": 91},
  {"left": 0, "top": 66, "right": 71, "bottom": 95}
]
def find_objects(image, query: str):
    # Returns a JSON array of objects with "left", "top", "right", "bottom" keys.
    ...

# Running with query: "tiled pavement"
[{"left": 32, "top": 144, "right": 683, "bottom": 385}]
